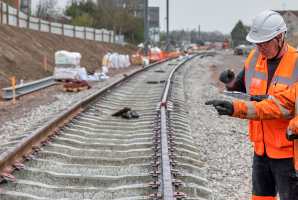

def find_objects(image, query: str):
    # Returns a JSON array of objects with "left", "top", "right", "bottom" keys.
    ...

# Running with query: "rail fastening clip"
[
  {"left": 48, "top": 134, "right": 58, "bottom": 139},
  {"left": 150, "top": 153, "right": 160, "bottom": 159},
  {"left": 173, "top": 192, "right": 187, "bottom": 199},
  {"left": 171, "top": 169, "right": 181, "bottom": 177},
  {"left": 168, "top": 146, "right": 177, "bottom": 152},
  {"left": 149, "top": 161, "right": 160, "bottom": 167},
  {"left": 169, "top": 153, "right": 178, "bottom": 159},
  {"left": 23, "top": 154, "right": 35, "bottom": 160},
  {"left": 172, "top": 179, "right": 184, "bottom": 187},
  {"left": 150, "top": 146, "right": 160, "bottom": 152},
  {"left": 147, "top": 193, "right": 162, "bottom": 200},
  {"left": 32, "top": 146, "right": 44, "bottom": 152},
  {"left": 2, "top": 173, "right": 15, "bottom": 182},
  {"left": 170, "top": 160, "right": 179, "bottom": 166},
  {"left": 13, "top": 162, "right": 26, "bottom": 170},
  {"left": 147, "top": 181, "right": 160, "bottom": 189},
  {"left": 148, "top": 171, "right": 161, "bottom": 177},
  {"left": 41, "top": 140, "right": 52, "bottom": 146}
]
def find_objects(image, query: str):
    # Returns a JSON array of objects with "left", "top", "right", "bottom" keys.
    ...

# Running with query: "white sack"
[
  {"left": 143, "top": 57, "right": 149, "bottom": 66},
  {"left": 102, "top": 66, "right": 108, "bottom": 74},
  {"left": 137, "top": 43, "right": 144, "bottom": 48},
  {"left": 55, "top": 51, "right": 80, "bottom": 66},
  {"left": 118, "top": 55, "right": 124, "bottom": 68},
  {"left": 102, "top": 53, "right": 130, "bottom": 69},
  {"left": 54, "top": 66, "right": 80, "bottom": 80},
  {"left": 102, "top": 52, "right": 112, "bottom": 67},
  {"left": 78, "top": 67, "right": 87, "bottom": 80},
  {"left": 107, "top": 53, "right": 119, "bottom": 69},
  {"left": 124, "top": 55, "right": 131, "bottom": 67}
]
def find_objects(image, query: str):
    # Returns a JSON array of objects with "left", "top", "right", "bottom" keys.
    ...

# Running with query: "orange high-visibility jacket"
[
  {"left": 232, "top": 82, "right": 298, "bottom": 171},
  {"left": 244, "top": 44, "right": 298, "bottom": 158}
]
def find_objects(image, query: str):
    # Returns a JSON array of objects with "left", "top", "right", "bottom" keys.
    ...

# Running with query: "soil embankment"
[{"left": 0, "top": 23, "right": 137, "bottom": 89}]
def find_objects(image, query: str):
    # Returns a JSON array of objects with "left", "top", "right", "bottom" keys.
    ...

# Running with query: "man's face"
[{"left": 256, "top": 38, "right": 280, "bottom": 59}]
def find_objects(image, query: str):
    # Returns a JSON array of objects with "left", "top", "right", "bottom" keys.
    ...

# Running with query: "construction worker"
[
  {"left": 216, "top": 10, "right": 298, "bottom": 200},
  {"left": 205, "top": 83, "right": 298, "bottom": 198}
]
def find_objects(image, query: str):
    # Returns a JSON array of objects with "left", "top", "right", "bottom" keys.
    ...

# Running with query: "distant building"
[
  {"left": 148, "top": 7, "right": 159, "bottom": 28},
  {"left": 275, "top": 10, "right": 298, "bottom": 37},
  {"left": 0, "top": 0, "right": 31, "bottom": 15},
  {"left": 20, "top": 0, "right": 31, "bottom": 15},
  {"left": 112, "top": 0, "right": 159, "bottom": 29},
  {"left": 112, "top": 0, "right": 144, "bottom": 9}
]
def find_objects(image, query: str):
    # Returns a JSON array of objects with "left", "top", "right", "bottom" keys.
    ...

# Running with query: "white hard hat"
[{"left": 246, "top": 10, "right": 287, "bottom": 43}]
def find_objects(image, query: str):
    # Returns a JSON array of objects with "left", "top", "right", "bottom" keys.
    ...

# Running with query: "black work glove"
[
  {"left": 286, "top": 126, "right": 298, "bottom": 141},
  {"left": 205, "top": 100, "right": 234, "bottom": 116},
  {"left": 219, "top": 68, "right": 235, "bottom": 84},
  {"left": 250, "top": 95, "right": 269, "bottom": 102}
]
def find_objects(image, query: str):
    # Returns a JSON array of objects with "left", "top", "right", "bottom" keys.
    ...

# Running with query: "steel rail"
[
  {"left": 160, "top": 54, "right": 199, "bottom": 199},
  {"left": 0, "top": 58, "right": 173, "bottom": 182}
]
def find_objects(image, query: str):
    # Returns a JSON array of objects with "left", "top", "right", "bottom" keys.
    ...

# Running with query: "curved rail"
[{"left": 160, "top": 55, "right": 198, "bottom": 199}]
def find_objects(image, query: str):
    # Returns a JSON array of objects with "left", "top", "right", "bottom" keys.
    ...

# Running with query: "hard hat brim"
[
  {"left": 246, "top": 30, "right": 286, "bottom": 44},
  {"left": 246, "top": 34, "right": 270, "bottom": 44}
]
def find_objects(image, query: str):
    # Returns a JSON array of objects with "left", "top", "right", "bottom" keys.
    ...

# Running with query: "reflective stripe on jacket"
[
  {"left": 232, "top": 83, "right": 298, "bottom": 171},
  {"left": 244, "top": 44, "right": 298, "bottom": 158}
]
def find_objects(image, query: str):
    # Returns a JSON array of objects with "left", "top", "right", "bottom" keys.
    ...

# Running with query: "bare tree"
[
  {"left": 34, "top": 0, "right": 59, "bottom": 19},
  {"left": 97, "top": 0, "right": 118, "bottom": 34},
  {"left": 98, "top": 0, "right": 142, "bottom": 35}
]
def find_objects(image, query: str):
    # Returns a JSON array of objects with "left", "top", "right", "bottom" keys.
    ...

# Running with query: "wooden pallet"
[
  {"left": 55, "top": 79, "right": 71, "bottom": 83},
  {"left": 63, "top": 86, "right": 88, "bottom": 92}
]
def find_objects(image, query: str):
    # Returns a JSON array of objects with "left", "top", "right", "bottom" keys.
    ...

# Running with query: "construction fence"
[{"left": 0, "top": 2, "right": 119, "bottom": 44}]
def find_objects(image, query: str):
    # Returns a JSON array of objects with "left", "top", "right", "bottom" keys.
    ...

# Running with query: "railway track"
[{"left": 0, "top": 54, "right": 214, "bottom": 200}]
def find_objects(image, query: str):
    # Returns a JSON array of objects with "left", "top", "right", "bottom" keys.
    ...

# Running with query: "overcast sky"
[{"left": 32, "top": 0, "right": 298, "bottom": 34}]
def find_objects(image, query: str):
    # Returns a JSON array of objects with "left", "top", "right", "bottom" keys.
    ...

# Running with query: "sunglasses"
[{"left": 255, "top": 38, "right": 275, "bottom": 47}]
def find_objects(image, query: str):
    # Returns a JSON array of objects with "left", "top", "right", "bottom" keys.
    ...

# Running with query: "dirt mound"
[
  {"left": 0, "top": 23, "right": 138, "bottom": 89},
  {"left": 285, "top": 36, "right": 298, "bottom": 49}
]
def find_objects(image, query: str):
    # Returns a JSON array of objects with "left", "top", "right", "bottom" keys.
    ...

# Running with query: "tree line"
[
  {"left": 32, "top": 0, "right": 249, "bottom": 47},
  {"left": 33, "top": 0, "right": 144, "bottom": 44},
  {"left": 159, "top": 20, "right": 249, "bottom": 46}
]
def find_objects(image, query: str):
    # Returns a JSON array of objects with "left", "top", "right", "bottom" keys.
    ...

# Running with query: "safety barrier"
[
  {"left": 0, "top": 2, "right": 115, "bottom": 43},
  {"left": 2, "top": 76, "right": 56, "bottom": 99}
]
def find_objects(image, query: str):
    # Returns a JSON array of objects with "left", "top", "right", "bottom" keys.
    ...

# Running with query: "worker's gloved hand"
[
  {"left": 250, "top": 95, "right": 270, "bottom": 102},
  {"left": 205, "top": 100, "right": 234, "bottom": 116},
  {"left": 286, "top": 126, "right": 298, "bottom": 141},
  {"left": 287, "top": 117, "right": 298, "bottom": 141},
  {"left": 219, "top": 68, "right": 235, "bottom": 85}
]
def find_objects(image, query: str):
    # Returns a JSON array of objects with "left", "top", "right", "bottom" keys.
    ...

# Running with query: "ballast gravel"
[
  {"left": 183, "top": 56, "right": 253, "bottom": 200},
  {"left": 0, "top": 67, "right": 141, "bottom": 144}
]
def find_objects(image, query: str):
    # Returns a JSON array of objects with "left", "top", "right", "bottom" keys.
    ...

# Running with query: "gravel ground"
[
  {"left": 0, "top": 67, "right": 142, "bottom": 144},
  {"left": 183, "top": 54, "right": 254, "bottom": 200}
]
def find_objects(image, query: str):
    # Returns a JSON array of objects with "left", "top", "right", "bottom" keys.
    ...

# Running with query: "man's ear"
[{"left": 276, "top": 33, "right": 283, "bottom": 40}]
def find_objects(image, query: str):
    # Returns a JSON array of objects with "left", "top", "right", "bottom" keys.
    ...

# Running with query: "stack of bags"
[
  {"left": 102, "top": 53, "right": 131, "bottom": 69},
  {"left": 53, "top": 51, "right": 82, "bottom": 80},
  {"left": 54, "top": 51, "right": 108, "bottom": 81}
]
